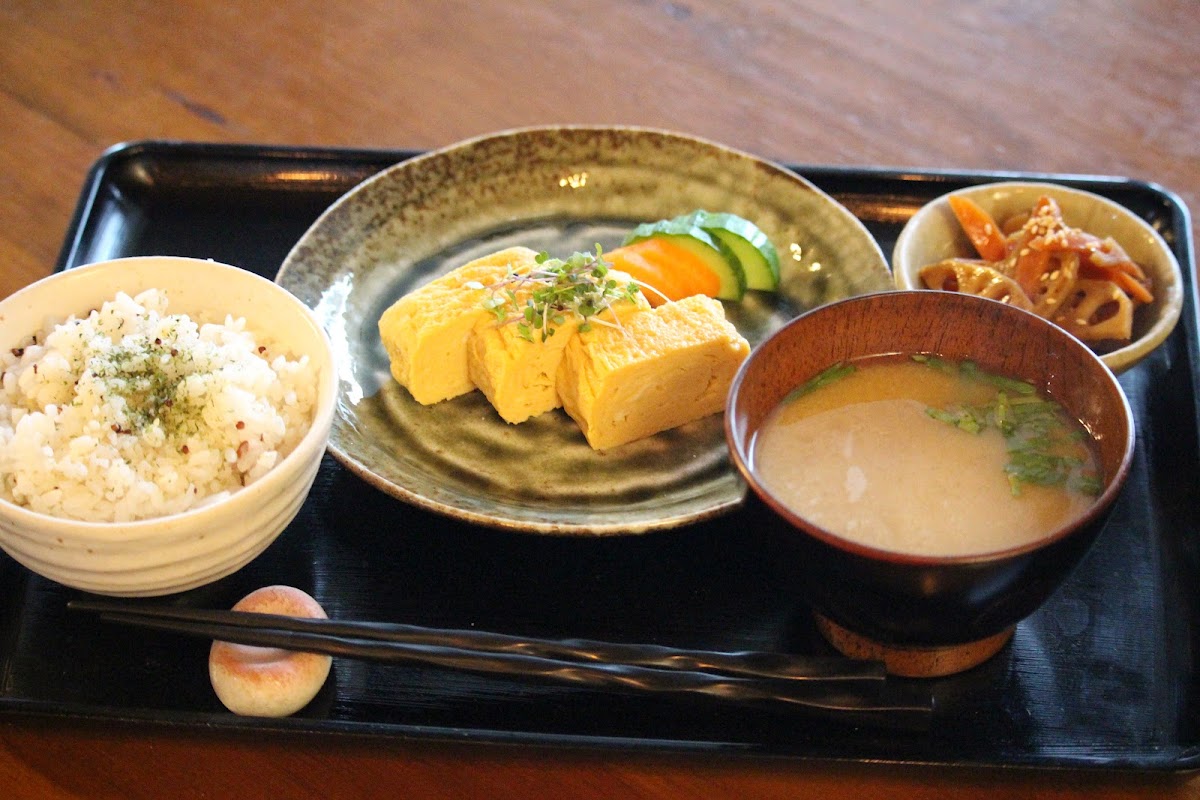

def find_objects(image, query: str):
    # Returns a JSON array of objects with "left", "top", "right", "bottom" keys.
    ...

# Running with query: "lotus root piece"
[{"left": 918, "top": 259, "right": 1033, "bottom": 310}]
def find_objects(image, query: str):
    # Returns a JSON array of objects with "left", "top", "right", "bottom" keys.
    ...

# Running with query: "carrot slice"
[
  {"left": 949, "top": 195, "right": 1008, "bottom": 262},
  {"left": 605, "top": 238, "right": 722, "bottom": 306}
]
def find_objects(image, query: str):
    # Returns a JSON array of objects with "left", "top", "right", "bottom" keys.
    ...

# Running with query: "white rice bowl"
[
  {"left": 0, "top": 257, "right": 335, "bottom": 596},
  {"left": 1, "top": 288, "right": 315, "bottom": 521}
]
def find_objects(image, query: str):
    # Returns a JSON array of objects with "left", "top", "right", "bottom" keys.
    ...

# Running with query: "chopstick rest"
[{"left": 207, "top": 585, "right": 333, "bottom": 717}]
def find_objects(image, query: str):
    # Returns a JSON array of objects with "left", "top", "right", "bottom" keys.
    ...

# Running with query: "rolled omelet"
[
  {"left": 468, "top": 269, "right": 649, "bottom": 424},
  {"left": 378, "top": 247, "right": 538, "bottom": 405},
  {"left": 557, "top": 294, "right": 751, "bottom": 450}
]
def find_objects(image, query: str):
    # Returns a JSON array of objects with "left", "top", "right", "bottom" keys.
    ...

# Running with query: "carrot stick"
[
  {"left": 1088, "top": 238, "right": 1149, "bottom": 282},
  {"left": 1112, "top": 271, "right": 1155, "bottom": 304},
  {"left": 949, "top": 195, "right": 1008, "bottom": 262},
  {"left": 1080, "top": 260, "right": 1154, "bottom": 304},
  {"left": 1012, "top": 246, "right": 1050, "bottom": 297}
]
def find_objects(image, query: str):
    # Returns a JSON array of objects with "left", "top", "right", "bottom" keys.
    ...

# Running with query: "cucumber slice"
[
  {"left": 681, "top": 210, "right": 780, "bottom": 291},
  {"left": 623, "top": 219, "right": 747, "bottom": 301}
]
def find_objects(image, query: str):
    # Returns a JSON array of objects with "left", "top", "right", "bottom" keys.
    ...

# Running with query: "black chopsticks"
[{"left": 69, "top": 599, "right": 934, "bottom": 729}]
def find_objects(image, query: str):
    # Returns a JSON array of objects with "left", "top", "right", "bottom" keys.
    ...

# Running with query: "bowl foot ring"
[{"left": 814, "top": 614, "right": 1014, "bottom": 678}]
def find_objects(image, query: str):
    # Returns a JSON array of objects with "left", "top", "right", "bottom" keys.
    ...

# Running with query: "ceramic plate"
[{"left": 277, "top": 126, "right": 890, "bottom": 534}]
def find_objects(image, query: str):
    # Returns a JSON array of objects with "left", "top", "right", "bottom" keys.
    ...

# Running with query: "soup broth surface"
[{"left": 752, "top": 357, "right": 1099, "bottom": 557}]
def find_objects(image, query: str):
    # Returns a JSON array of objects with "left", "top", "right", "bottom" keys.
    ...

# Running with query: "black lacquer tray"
[{"left": 2, "top": 141, "right": 1197, "bottom": 771}]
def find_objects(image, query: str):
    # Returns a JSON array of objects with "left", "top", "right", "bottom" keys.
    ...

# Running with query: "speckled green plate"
[{"left": 277, "top": 126, "right": 890, "bottom": 534}]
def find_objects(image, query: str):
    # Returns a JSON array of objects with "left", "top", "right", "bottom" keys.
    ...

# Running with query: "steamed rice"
[{"left": 0, "top": 289, "right": 317, "bottom": 522}]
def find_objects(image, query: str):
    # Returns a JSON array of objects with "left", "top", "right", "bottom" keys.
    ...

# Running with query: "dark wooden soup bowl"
[{"left": 725, "top": 290, "right": 1135, "bottom": 676}]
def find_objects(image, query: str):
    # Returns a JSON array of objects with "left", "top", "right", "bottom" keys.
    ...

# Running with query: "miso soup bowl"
[{"left": 725, "top": 290, "right": 1135, "bottom": 677}]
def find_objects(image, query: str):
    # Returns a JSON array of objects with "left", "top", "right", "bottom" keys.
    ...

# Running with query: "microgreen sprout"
[{"left": 475, "top": 245, "right": 643, "bottom": 342}]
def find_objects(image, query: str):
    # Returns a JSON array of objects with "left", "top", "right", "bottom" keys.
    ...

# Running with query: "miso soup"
[{"left": 751, "top": 356, "right": 1101, "bottom": 557}]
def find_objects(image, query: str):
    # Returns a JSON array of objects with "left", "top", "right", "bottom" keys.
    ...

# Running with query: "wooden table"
[{"left": 1, "top": 1, "right": 1197, "bottom": 797}]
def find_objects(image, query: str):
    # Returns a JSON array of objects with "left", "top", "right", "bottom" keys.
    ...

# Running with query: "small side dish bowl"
[
  {"left": 0, "top": 257, "right": 336, "bottom": 596},
  {"left": 892, "top": 181, "right": 1184, "bottom": 373},
  {"left": 726, "top": 290, "right": 1135, "bottom": 677}
]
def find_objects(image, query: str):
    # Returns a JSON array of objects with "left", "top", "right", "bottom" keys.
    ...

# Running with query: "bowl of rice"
[{"left": 0, "top": 256, "right": 336, "bottom": 596}]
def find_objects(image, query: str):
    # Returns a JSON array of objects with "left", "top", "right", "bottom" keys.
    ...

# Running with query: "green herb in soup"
[
  {"left": 751, "top": 355, "right": 1101, "bottom": 557},
  {"left": 783, "top": 361, "right": 858, "bottom": 402},
  {"left": 912, "top": 355, "right": 1102, "bottom": 497}
]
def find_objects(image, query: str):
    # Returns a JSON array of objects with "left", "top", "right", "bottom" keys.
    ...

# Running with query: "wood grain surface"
[{"left": 1, "top": 1, "right": 1198, "bottom": 797}]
